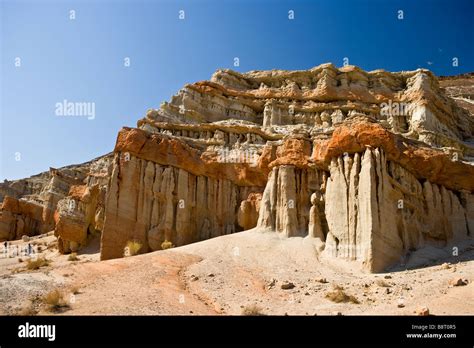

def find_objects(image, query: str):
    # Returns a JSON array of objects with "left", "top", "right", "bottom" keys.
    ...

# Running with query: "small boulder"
[
  {"left": 449, "top": 278, "right": 468, "bottom": 287},
  {"left": 415, "top": 306, "right": 429, "bottom": 316},
  {"left": 281, "top": 282, "right": 295, "bottom": 290},
  {"left": 267, "top": 278, "right": 277, "bottom": 289},
  {"left": 440, "top": 262, "right": 451, "bottom": 270}
]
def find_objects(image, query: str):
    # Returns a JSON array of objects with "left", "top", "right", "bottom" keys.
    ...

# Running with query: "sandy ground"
[{"left": 0, "top": 229, "right": 472, "bottom": 316}]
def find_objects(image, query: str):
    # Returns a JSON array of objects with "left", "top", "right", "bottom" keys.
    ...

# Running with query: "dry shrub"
[
  {"left": 26, "top": 257, "right": 50, "bottom": 270},
  {"left": 376, "top": 279, "right": 391, "bottom": 287},
  {"left": 42, "top": 289, "right": 69, "bottom": 312},
  {"left": 161, "top": 240, "right": 174, "bottom": 250},
  {"left": 125, "top": 240, "right": 142, "bottom": 256},
  {"left": 241, "top": 304, "right": 265, "bottom": 316},
  {"left": 325, "top": 289, "right": 360, "bottom": 304},
  {"left": 17, "top": 302, "right": 37, "bottom": 316},
  {"left": 70, "top": 285, "right": 80, "bottom": 295}
]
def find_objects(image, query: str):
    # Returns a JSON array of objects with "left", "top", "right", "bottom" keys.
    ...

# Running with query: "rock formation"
[
  {"left": 1, "top": 63, "right": 473, "bottom": 272},
  {"left": 0, "top": 155, "right": 112, "bottom": 244}
]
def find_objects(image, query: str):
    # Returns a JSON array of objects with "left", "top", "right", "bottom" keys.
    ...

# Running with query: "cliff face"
[
  {"left": 100, "top": 154, "right": 261, "bottom": 259},
  {"left": 101, "top": 64, "right": 473, "bottom": 272},
  {"left": 1, "top": 63, "right": 473, "bottom": 272},
  {"left": 0, "top": 155, "right": 112, "bottom": 245},
  {"left": 0, "top": 166, "right": 83, "bottom": 241}
]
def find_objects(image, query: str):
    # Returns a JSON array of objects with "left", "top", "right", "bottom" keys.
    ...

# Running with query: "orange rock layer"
[
  {"left": 115, "top": 122, "right": 474, "bottom": 193},
  {"left": 313, "top": 121, "right": 474, "bottom": 192},
  {"left": 114, "top": 127, "right": 269, "bottom": 187}
]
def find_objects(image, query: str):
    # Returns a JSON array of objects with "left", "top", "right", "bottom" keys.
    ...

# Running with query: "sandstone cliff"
[
  {"left": 0, "top": 155, "right": 112, "bottom": 243},
  {"left": 101, "top": 64, "right": 474, "bottom": 272},
  {"left": 1, "top": 64, "right": 473, "bottom": 273}
]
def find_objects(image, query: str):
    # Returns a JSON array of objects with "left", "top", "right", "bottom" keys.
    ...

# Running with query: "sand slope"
[{"left": 0, "top": 230, "right": 472, "bottom": 315}]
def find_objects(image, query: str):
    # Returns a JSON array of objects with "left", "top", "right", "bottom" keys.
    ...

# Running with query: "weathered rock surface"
[
  {"left": 54, "top": 184, "right": 106, "bottom": 253},
  {"left": 0, "top": 196, "right": 44, "bottom": 240},
  {"left": 237, "top": 192, "right": 262, "bottom": 231},
  {"left": 53, "top": 156, "right": 112, "bottom": 253},
  {"left": 3, "top": 64, "right": 473, "bottom": 273},
  {"left": 325, "top": 148, "right": 471, "bottom": 271},
  {"left": 0, "top": 155, "right": 112, "bottom": 245},
  {"left": 440, "top": 72, "right": 474, "bottom": 117},
  {"left": 0, "top": 168, "right": 82, "bottom": 241},
  {"left": 101, "top": 154, "right": 261, "bottom": 259},
  {"left": 257, "top": 166, "right": 325, "bottom": 237},
  {"left": 90, "top": 66, "right": 474, "bottom": 269}
]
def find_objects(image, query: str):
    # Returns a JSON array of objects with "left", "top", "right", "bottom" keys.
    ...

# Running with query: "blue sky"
[{"left": 1, "top": 0, "right": 473, "bottom": 180}]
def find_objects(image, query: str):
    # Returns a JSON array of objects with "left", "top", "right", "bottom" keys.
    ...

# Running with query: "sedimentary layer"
[{"left": 2, "top": 64, "right": 473, "bottom": 272}]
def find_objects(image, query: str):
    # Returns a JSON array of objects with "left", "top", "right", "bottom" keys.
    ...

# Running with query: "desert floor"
[{"left": 0, "top": 229, "right": 472, "bottom": 315}]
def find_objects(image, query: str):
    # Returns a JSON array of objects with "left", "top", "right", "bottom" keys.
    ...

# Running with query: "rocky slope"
[
  {"left": 1, "top": 64, "right": 473, "bottom": 273},
  {"left": 440, "top": 72, "right": 474, "bottom": 116}
]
